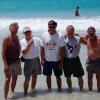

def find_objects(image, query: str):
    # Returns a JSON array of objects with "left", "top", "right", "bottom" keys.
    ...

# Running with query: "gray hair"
[{"left": 9, "top": 22, "right": 19, "bottom": 29}]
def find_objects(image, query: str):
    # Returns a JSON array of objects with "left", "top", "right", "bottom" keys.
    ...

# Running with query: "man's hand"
[
  {"left": 41, "top": 59, "right": 45, "bottom": 67},
  {"left": 28, "top": 38, "right": 33, "bottom": 45},
  {"left": 59, "top": 60, "right": 64, "bottom": 69},
  {"left": 4, "top": 65, "right": 9, "bottom": 73}
]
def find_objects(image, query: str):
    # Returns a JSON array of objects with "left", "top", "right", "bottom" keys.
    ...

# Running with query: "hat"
[{"left": 23, "top": 27, "right": 31, "bottom": 33}]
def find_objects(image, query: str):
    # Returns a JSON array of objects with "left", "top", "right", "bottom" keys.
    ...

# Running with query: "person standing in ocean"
[
  {"left": 63, "top": 25, "right": 84, "bottom": 91},
  {"left": 2, "top": 22, "right": 22, "bottom": 100},
  {"left": 20, "top": 27, "right": 42, "bottom": 96},
  {"left": 40, "top": 20, "right": 65, "bottom": 91},
  {"left": 76, "top": 26, "right": 100, "bottom": 92},
  {"left": 75, "top": 6, "right": 80, "bottom": 16}
]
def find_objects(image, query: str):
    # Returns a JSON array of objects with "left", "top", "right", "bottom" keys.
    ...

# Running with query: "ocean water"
[
  {"left": 0, "top": 0, "right": 100, "bottom": 17},
  {"left": 0, "top": 0, "right": 100, "bottom": 33}
]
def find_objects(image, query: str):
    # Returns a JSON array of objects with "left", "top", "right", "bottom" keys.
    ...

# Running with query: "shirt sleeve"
[
  {"left": 20, "top": 40, "right": 27, "bottom": 51},
  {"left": 59, "top": 35, "right": 65, "bottom": 47},
  {"left": 40, "top": 35, "right": 45, "bottom": 47}
]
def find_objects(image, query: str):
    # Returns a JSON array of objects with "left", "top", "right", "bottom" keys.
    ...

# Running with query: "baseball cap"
[{"left": 23, "top": 27, "right": 31, "bottom": 33}]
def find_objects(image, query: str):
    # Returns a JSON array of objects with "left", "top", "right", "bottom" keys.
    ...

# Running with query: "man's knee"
[
  {"left": 67, "top": 76, "right": 71, "bottom": 80},
  {"left": 47, "top": 75, "right": 51, "bottom": 81},
  {"left": 5, "top": 77, "right": 10, "bottom": 85},
  {"left": 56, "top": 76, "right": 61, "bottom": 79},
  {"left": 96, "top": 73, "right": 100, "bottom": 80},
  {"left": 88, "top": 72, "right": 93, "bottom": 79},
  {"left": 78, "top": 77, "right": 83, "bottom": 81},
  {"left": 12, "top": 76, "right": 17, "bottom": 81},
  {"left": 25, "top": 76, "right": 30, "bottom": 83},
  {"left": 32, "top": 75, "right": 37, "bottom": 79}
]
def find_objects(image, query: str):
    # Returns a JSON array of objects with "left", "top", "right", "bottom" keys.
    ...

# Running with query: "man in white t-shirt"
[
  {"left": 40, "top": 20, "right": 65, "bottom": 91},
  {"left": 20, "top": 27, "right": 41, "bottom": 95}
]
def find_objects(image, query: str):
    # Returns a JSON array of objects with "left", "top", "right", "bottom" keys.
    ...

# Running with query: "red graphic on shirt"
[{"left": 46, "top": 40, "right": 56, "bottom": 50}]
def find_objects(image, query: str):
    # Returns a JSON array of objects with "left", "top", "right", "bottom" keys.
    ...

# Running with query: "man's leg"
[
  {"left": 4, "top": 77, "right": 11, "bottom": 100},
  {"left": 24, "top": 76, "right": 30, "bottom": 96},
  {"left": 11, "top": 76, "right": 17, "bottom": 93},
  {"left": 78, "top": 77, "right": 83, "bottom": 90},
  {"left": 46, "top": 75, "right": 51, "bottom": 90},
  {"left": 31, "top": 74, "right": 37, "bottom": 90},
  {"left": 96, "top": 73, "right": 100, "bottom": 92},
  {"left": 88, "top": 71, "right": 93, "bottom": 91},
  {"left": 66, "top": 77, "right": 72, "bottom": 89},
  {"left": 56, "top": 76, "right": 61, "bottom": 91}
]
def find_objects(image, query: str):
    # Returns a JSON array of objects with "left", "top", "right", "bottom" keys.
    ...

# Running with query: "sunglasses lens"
[{"left": 49, "top": 26, "right": 56, "bottom": 28}]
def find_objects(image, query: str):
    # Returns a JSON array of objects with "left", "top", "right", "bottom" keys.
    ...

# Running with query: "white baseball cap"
[{"left": 23, "top": 27, "right": 31, "bottom": 33}]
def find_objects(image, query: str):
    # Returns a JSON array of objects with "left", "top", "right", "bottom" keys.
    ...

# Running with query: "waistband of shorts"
[
  {"left": 44, "top": 59, "right": 61, "bottom": 63},
  {"left": 25, "top": 57, "right": 39, "bottom": 61},
  {"left": 87, "top": 58, "right": 100, "bottom": 62},
  {"left": 64, "top": 56, "right": 79, "bottom": 60},
  {"left": 6, "top": 57, "right": 20, "bottom": 61}
]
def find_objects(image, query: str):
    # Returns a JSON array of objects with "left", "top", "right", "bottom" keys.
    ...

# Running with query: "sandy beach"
[{"left": 0, "top": 33, "right": 100, "bottom": 100}]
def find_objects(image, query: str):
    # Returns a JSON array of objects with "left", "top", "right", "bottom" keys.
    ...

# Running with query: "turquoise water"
[
  {"left": 0, "top": 0, "right": 100, "bottom": 18},
  {"left": 0, "top": 0, "right": 100, "bottom": 34}
]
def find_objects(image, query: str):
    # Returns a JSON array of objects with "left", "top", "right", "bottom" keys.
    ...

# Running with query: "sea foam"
[{"left": 0, "top": 16, "right": 100, "bottom": 34}]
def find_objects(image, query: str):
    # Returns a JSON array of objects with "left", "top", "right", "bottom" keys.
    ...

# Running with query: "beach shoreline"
[{"left": 0, "top": 40, "right": 100, "bottom": 100}]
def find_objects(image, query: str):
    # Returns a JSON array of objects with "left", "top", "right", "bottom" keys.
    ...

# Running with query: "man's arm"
[
  {"left": 40, "top": 46, "right": 45, "bottom": 65},
  {"left": 75, "top": 33, "right": 87, "bottom": 45},
  {"left": 80, "top": 36, "right": 87, "bottom": 45},
  {"left": 59, "top": 46, "right": 65, "bottom": 68},
  {"left": 2, "top": 38, "right": 9, "bottom": 72},
  {"left": 22, "top": 39, "right": 33, "bottom": 55}
]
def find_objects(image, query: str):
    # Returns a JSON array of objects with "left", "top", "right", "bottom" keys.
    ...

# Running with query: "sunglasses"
[
  {"left": 48, "top": 26, "right": 56, "bottom": 29},
  {"left": 88, "top": 33, "right": 95, "bottom": 36}
]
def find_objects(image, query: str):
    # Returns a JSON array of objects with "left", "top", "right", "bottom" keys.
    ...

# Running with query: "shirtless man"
[
  {"left": 77, "top": 26, "right": 100, "bottom": 91},
  {"left": 2, "top": 22, "right": 21, "bottom": 100}
]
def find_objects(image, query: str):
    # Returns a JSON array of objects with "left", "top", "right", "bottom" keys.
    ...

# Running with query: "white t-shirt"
[
  {"left": 20, "top": 36, "right": 41, "bottom": 59},
  {"left": 41, "top": 32, "right": 65, "bottom": 61},
  {"left": 64, "top": 36, "right": 81, "bottom": 58}
]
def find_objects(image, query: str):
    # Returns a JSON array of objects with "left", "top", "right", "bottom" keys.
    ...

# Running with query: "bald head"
[
  {"left": 66, "top": 25, "right": 75, "bottom": 38},
  {"left": 87, "top": 26, "right": 96, "bottom": 36},
  {"left": 67, "top": 25, "right": 74, "bottom": 31}
]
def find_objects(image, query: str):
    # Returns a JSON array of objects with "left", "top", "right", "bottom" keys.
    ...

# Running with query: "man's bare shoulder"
[
  {"left": 98, "top": 36, "right": 100, "bottom": 44},
  {"left": 3, "top": 35, "right": 11, "bottom": 44},
  {"left": 98, "top": 36, "right": 100, "bottom": 39}
]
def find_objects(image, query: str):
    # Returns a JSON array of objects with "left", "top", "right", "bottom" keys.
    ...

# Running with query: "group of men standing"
[{"left": 2, "top": 20, "right": 100, "bottom": 100}]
